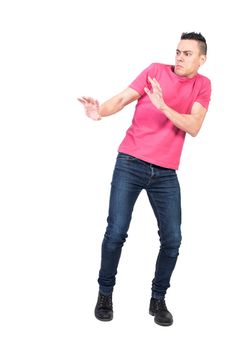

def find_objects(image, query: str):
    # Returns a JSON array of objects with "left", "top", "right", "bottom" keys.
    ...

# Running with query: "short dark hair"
[{"left": 181, "top": 32, "right": 207, "bottom": 55}]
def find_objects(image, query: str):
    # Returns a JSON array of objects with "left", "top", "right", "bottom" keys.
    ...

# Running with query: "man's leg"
[
  {"left": 95, "top": 153, "right": 142, "bottom": 321},
  {"left": 146, "top": 166, "right": 182, "bottom": 325}
]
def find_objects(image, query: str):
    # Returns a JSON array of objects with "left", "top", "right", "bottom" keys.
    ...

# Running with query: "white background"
[{"left": 0, "top": 0, "right": 233, "bottom": 349}]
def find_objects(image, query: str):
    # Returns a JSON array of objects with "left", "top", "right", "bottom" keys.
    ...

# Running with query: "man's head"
[{"left": 174, "top": 32, "right": 207, "bottom": 78}]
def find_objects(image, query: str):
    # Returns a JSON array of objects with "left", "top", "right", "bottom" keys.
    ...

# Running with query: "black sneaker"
[
  {"left": 149, "top": 297, "right": 173, "bottom": 326},
  {"left": 94, "top": 292, "right": 113, "bottom": 322}
]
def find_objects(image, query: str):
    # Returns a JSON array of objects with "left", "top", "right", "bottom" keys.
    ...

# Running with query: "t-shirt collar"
[{"left": 170, "top": 65, "right": 198, "bottom": 82}]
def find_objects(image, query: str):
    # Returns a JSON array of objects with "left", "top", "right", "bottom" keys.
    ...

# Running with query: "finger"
[
  {"left": 80, "top": 96, "right": 96, "bottom": 104},
  {"left": 144, "top": 87, "right": 151, "bottom": 95},
  {"left": 148, "top": 77, "right": 161, "bottom": 91},
  {"left": 152, "top": 78, "right": 162, "bottom": 91},
  {"left": 77, "top": 97, "right": 87, "bottom": 106},
  {"left": 148, "top": 77, "right": 160, "bottom": 93},
  {"left": 77, "top": 96, "right": 90, "bottom": 104},
  {"left": 77, "top": 97, "right": 86, "bottom": 104},
  {"left": 79, "top": 97, "right": 94, "bottom": 105},
  {"left": 148, "top": 76, "right": 155, "bottom": 85}
]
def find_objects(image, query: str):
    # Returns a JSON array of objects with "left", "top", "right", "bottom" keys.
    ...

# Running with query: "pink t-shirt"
[{"left": 118, "top": 63, "right": 211, "bottom": 169}]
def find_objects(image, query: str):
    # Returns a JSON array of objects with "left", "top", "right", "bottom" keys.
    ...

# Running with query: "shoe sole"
[
  {"left": 95, "top": 314, "right": 113, "bottom": 322},
  {"left": 154, "top": 319, "right": 173, "bottom": 326},
  {"left": 149, "top": 310, "right": 173, "bottom": 326}
]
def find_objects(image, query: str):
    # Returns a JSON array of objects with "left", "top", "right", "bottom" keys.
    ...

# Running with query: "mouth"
[{"left": 175, "top": 64, "right": 183, "bottom": 70}]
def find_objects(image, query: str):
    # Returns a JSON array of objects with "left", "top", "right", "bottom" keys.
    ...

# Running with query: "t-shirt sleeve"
[
  {"left": 129, "top": 63, "right": 157, "bottom": 95},
  {"left": 195, "top": 77, "right": 212, "bottom": 110}
]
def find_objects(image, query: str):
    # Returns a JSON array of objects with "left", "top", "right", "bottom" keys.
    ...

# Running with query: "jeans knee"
[
  {"left": 163, "top": 246, "right": 180, "bottom": 258},
  {"left": 161, "top": 235, "right": 182, "bottom": 258},
  {"left": 103, "top": 226, "right": 128, "bottom": 250}
]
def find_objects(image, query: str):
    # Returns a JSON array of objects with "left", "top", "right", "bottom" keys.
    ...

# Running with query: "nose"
[{"left": 177, "top": 53, "right": 184, "bottom": 62}]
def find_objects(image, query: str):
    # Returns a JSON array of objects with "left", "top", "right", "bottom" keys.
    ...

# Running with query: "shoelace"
[
  {"left": 99, "top": 294, "right": 112, "bottom": 308},
  {"left": 155, "top": 299, "right": 168, "bottom": 311}
]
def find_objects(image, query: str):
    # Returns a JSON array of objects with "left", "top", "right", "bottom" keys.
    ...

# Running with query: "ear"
[{"left": 199, "top": 55, "right": 207, "bottom": 66}]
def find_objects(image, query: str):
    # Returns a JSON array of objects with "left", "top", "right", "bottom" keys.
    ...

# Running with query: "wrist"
[{"left": 160, "top": 104, "right": 170, "bottom": 115}]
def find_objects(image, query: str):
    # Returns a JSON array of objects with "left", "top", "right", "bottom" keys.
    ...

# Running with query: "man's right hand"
[{"left": 77, "top": 96, "right": 101, "bottom": 121}]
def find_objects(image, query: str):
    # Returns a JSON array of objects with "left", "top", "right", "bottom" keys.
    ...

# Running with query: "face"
[{"left": 174, "top": 39, "right": 206, "bottom": 78}]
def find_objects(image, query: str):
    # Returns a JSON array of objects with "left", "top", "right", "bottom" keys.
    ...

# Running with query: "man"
[{"left": 78, "top": 32, "right": 211, "bottom": 326}]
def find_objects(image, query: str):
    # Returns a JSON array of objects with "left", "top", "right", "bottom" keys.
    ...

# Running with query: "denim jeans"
[{"left": 98, "top": 153, "right": 182, "bottom": 299}]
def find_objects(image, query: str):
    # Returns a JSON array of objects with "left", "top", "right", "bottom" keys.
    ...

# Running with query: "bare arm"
[
  {"left": 78, "top": 87, "right": 140, "bottom": 120},
  {"left": 99, "top": 88, "right": 140, "bottom": 116},
  {"left": 145, "top": 77, "right": 208, "bottom": 137},
  {"left": 160, "top": 102, "right": 207, "bottom": 137}
]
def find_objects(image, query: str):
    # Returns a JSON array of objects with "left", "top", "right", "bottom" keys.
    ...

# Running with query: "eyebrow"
[{"left": 176, "top": 49, "right": 193, "bottom": 54}]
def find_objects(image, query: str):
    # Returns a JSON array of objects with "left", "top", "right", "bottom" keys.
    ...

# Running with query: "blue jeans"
[{"left": 98, "top": 153, "right": 182, "bottom": 299}]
